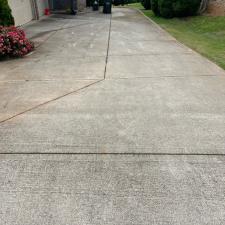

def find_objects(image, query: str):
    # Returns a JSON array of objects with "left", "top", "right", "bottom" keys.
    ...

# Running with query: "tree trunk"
[{"left": 199, "top": 0, "right": 209, "bottom": 14}]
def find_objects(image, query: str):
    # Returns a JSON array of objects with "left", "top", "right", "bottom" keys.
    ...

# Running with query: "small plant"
[
  {"left": 0, "top": 26, "right": 34, "bottom": 59},
  {"left": 0, "top": 0, "right": 15, "bottom": 26}
]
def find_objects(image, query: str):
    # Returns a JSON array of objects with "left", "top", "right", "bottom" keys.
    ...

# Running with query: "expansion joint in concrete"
[
  {"left": 104, "top": 14, "right": 112, "bottom": 79},
  {"left": 1, "top": 152, "right": 225, "bottom": 156}
]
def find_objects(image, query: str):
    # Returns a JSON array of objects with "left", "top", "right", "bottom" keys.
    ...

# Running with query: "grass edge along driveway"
[{"left": 128, "top": 3, "right": 225, "bottom": 70}]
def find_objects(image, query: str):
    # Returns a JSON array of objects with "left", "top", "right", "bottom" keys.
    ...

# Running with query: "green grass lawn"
[{"left": 128, "top": 3, "right": 225, "bottom": 70}]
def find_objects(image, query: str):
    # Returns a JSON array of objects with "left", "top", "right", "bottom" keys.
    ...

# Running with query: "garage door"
[
  {"left": 8, "top": 0, "right": 34, "bottom": 26},
  {"left": 36, "top": 0, "right": 49, "bottom": 17}
]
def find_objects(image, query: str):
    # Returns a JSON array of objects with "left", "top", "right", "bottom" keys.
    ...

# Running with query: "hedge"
[
  {"left": 141, "top": 0, "right": 151, "bottom": 10},
  {"left": 151, "top": 0, "right": 201, "bottom": 18}
]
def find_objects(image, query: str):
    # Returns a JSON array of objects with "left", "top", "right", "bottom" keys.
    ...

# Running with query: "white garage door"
[{"left": 8, "top": 0, "right": 34, "bottom": 26}]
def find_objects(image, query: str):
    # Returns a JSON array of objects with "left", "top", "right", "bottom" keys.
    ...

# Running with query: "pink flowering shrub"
[{"left": 0, "top": 26, "right": 34, "bottom": 58}]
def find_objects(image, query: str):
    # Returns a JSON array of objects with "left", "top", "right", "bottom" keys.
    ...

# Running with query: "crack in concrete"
[
  {"left": 104, "top": 13, "right": 112, "bottom": 79},
  {"left": 0, "top": 79, "right": 104, "bottom": 124},
  {"left": 0, "top": 15, "right": 113, "bottom": 124}
]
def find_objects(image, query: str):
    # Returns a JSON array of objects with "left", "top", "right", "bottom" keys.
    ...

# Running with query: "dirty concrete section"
[{"left": 0, "top": 11, "right": 110, "bottom": 122}]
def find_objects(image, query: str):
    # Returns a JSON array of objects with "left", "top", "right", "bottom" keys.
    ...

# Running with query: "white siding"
[{"left": 8, "top": 0, "right": 34, "bottom": 26}]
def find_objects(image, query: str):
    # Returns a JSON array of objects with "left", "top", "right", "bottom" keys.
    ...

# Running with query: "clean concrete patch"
[
  {"left": 108, "top": 39, "right": 192, "bottom": 56},
  {"left": 110, "top": 19, "right": 175, "bottom": 42},
  {"left": 106, "top": 54, "right": 225, "bottom": 78}
]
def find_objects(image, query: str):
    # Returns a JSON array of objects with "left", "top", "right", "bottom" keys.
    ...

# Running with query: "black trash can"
[
  {"left": 93, "top": 0, "right": 99, "bottom": 11},
  {"left": 103, "top": 0, "right": 112, "bottom": 14}
]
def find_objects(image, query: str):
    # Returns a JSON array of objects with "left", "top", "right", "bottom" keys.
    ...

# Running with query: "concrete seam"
[
  {"left": 0, "top": 152, "right": 225, "bottom": 156},
  {"left": 105, "top": 74, "right": 219, "bottom": 80}
]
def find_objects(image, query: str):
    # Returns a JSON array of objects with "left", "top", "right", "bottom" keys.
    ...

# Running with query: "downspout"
[{"left": 31, "top": 0, "right": 39, "bottom": 20}]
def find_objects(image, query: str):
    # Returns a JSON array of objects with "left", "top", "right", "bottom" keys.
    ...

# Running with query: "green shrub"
[
  {"left": 158, "top": 0, "right": 174, "bottom": 18},
  {"left": 127, "top": 0, "right": 140, "bottom": 3},
  {"left": 113, "top": 0, "right": 139, "bottom": 6},
  {"left": 173, "top": 0, "right": 201, "bottom": 17},
  {"left": 151, "top": 0, "right": 201, "bottom": 18},
  {"left": 113, "top": 0, "right": 124, "bottom": 5},
  {"left": 151, "top": 0, "right": 160, "bottom": 15},
  {"left": 142, "top": 0, "right": 151, "bottom": 9},
  {"left": 0, "top": 0, "right": 14, "bottom": 26}
]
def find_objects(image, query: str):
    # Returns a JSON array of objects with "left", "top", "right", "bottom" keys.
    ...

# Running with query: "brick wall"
[{"left": 208, "top": 0, "right": 225, "bottom": 15}]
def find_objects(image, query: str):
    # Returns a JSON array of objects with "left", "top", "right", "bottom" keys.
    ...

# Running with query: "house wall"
[
  {"left": 50, "top": 0, "right": 71, "bottom": 10},
  {"left": 8, "top": 0, "right": 33, "bottom": 26},
  {"left": 208, "top": 0, "right": 225, "bottom": 15},
  {"left": 8, "top": 0, "right": 49, "bottom": 26},
  {"left": 49, "top": 0, "right": 86, "bottom": 11}
]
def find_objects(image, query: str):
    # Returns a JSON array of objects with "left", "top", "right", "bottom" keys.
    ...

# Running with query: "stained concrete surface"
[
  {"left": 0, "top": 79, "right": 97, "bottom": 121},
  {"left": 0, "top": 11, "right": 110, "bottom": 121},
  {"left": 0, "top": 7, "right": 225, "bottom": 225}
]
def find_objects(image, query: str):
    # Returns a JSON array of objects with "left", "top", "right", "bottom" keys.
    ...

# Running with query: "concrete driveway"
[{"left": 0, "top": 8, "right": 225, "bottom": 225}]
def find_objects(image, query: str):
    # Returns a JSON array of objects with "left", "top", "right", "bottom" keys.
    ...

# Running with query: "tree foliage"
[
  {"left": 141, "top": 0, "right": 151, "bottom": 10},
  {"left": 151, "top": 0, "right": 160, "bottom": 15},
  {"left": 0, "top": 0, "right": 14, "bottom": 26},
  {"left": 151, "top": 0, "right": 203, "bottom": 18}
]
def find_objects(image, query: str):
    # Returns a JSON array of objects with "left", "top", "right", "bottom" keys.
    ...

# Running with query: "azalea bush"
[{"left": 0, "top": 26, "right": 34, "bottom": 58}]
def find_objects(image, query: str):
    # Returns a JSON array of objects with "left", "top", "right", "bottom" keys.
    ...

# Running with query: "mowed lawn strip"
[{"left": 128, "top": 3, "right": 225, "bottom": 70}]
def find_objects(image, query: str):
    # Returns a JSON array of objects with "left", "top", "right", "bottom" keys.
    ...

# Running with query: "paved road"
[{"left": 0, "top": 8, "right": 225, "bottom": 225}]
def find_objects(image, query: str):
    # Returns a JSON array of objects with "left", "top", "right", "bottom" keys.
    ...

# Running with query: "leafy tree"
[
  {"left": 158, "top": 0, "right": 174, "bottom": 18},
  {"left": 142, "top": 0, "right": 151, "bottom": 10},
  {"left": 173, "top": 0, "right": 201, "bottom": 17},
  {"left": 151, "top": 0, "right": 160, "bottom": 16},
  {"left": 152, "top": 0, "right": 202, "bottom": 18}
]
